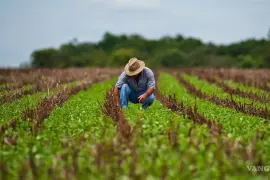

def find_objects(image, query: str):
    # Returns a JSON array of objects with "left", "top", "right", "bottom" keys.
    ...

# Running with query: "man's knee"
[
  {"left": 121, "top": 84, "right": 130, "bottom": 93},
  {"left": 121, "top": 83, "right": 130, "bottom": 91},
  {"left": 122, "top": 83, "right": 128, "bottom": 89},
  {"left": 120, "top": 84, "right": 132, "bottom": 103},
  {"left": 147, "top": 94, "right": 155, "bottom": 104},
  {"left": 142, "top": 94, "right": 155, "bottom": 109}
]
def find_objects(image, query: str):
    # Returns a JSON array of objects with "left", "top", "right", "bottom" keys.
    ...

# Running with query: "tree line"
[{"left": 28, "top": 32, "right": 270, "bottom": 68}]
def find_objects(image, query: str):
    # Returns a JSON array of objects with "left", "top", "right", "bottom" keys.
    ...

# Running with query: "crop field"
[{"left": 0, "top": 68, "right": 269, "bottom": 180}]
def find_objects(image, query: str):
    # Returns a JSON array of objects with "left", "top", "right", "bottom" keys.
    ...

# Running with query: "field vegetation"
[{"left": 0, "top": 68, "right": 269, "bottom": 179}]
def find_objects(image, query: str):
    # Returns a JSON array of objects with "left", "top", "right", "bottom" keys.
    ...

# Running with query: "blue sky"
[{"left": 0, "top": 0, "right": 269, "bottom": 67}]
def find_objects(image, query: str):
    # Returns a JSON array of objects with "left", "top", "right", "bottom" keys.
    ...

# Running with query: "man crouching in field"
[{"left": 114, "top": 57, "right": 155, "bottom": 109}]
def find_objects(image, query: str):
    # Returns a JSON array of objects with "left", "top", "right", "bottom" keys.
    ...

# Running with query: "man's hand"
[
  {"left": 138, "top": 88, "right": 155, "bottom": 103},
  {"left": 138, "top": 93, "right": 147, "bottom": 103}
]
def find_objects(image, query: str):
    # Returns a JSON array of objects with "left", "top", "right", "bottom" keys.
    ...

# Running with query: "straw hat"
[{"left": 124, "top": 57, "right": 145, "bottom": 76}]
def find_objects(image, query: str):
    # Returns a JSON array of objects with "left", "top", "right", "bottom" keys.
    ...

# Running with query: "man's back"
[
  {"left": 115, "top": 67, "right": 155, "bottom": 92},
  {"left": 114, "top": 57, "right": 155, "bottom": 109}
]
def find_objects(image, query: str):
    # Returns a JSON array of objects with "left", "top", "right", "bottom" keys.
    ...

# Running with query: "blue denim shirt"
[{"left": 115, "top": 67, "right": 155, "bottom": 92}]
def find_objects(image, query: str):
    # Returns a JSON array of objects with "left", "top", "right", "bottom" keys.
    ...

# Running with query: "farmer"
[{"left": 114, "top": 57, "right": 155, "bottom": 109}]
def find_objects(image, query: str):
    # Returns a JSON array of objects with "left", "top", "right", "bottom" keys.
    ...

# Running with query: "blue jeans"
[{"left": 120, "top": 84, "right": 155, "bottom": 109}]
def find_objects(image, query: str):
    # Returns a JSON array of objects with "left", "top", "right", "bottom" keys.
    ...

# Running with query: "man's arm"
[
  {"left": 138, "top": 69, "right": 156, "bottom": 103},
  {"left": 145, "top": 88, "right": 155, "bottom": 96},
  {"left": 114, "top": 71, "right": 127, "bottom": 107},
  {"left": 138, "top": 88, "right": 155, "bottom": 103}
]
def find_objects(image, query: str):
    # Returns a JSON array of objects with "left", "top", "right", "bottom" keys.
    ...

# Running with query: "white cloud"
[{"left": 91, "top": 0, "right": 162, "bottom": 9}]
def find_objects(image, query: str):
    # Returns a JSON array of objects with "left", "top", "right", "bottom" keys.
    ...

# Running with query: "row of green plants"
[
  {"left": 1, "top": 73, "right": 269, "bottom": 179},
  {"left": 1, "top": 79, "right": 117, "bottom": 179},
  {"left": 0, "top": 81, "right": 77, "bottom": 126},
  {"left": 183, "top": 74, "right": 270, "bottom": 109},
  {"left": 226, "top": 80, "right": 269, "bottom": 95},
  {"left": 1, "top": 80, "right": 83, "bottom": 178},
  {"left": 158, "top": 73, "right": 269, "bottom": 162},
  {"left": 0, "top": 91, "right": 48, "bottom": 124},
  {"left": 0, "top": 85, "right": 32, "bottom": 96}
]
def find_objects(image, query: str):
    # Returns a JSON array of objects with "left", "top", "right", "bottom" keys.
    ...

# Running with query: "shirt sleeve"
[
  {"left": 146, "top": 69, "right": 156, "bottom": 89},
  {"left": 115, "top": 71, "right": 127, "bottom": 88}
]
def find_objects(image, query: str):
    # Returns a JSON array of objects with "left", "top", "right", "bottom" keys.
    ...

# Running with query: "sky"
[{"left": 0, "top": 0, "right": 269, "bottom": 67}]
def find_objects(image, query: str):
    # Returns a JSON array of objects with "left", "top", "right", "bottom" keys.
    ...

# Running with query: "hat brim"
[{"left": 124, "top": 60, "right": 145, "bottom": 76}]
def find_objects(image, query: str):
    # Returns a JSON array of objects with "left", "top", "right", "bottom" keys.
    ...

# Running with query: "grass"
[
  {"left": 226, "top": 80, "right": 269, "bottom": 95},
  {"left": 1, "top": 72, "right": 269, "bottom": 179},
  {"left": 0, "top": 91, "right": 48, "bottom": 124},
  {"left": 1, "top": 78, "right": 117, "bottom": 179},
  {"left": 183, "top": 74, "right": 270, "bottom": 108},
  {"left": 158, "top": 73, "right": 270, "bottom": 163}
]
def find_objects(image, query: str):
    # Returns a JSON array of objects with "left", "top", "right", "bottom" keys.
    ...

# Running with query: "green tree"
[
  {"left": 238, "top": 55, "right": 258, "bottom": 68},
  {"left": 109, "top": 48, "right": 138, "bottom": 67},
  {"left": 98, "top": 32, "right": 122, "bottom": 52},
  {"left": 152, "top": 49, "right": 188, "bottom": 68},
  {"left": 268, "top": 28, "right": 270, "bottom": 40},
  {"left": 28, "top": 32, "right": 270, "bottom": 68},
  {"left": 31, "top": 48, "right": 58, "bottom": 67},
  {"left": 89, "top": 49, "right": 109, "bottom": 67}
]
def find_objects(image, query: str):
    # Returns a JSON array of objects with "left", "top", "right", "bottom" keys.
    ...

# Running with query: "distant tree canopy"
[
  {"left": 30, "top": 32, "right": 270, "bottom": 68},
  {"left": 268, "top": 28, "right": 270, "bottom": 41}
]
